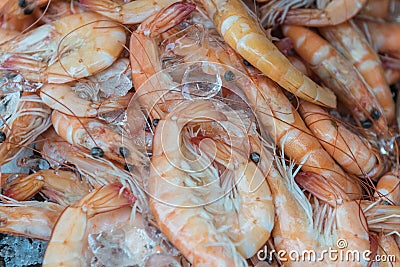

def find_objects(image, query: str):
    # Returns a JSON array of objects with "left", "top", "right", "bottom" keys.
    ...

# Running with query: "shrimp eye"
[
  {"left": 250, "top": 152, "right": 260, "bottom": 163},
  {"left": 371, "top": 108, "right": 381, "bottom": 120},
  {"left": 0, "top": 131, "right": 6, "bottom": 143},
  {"left": 119, "top": 147, "right": 130, "bottom": 158},
  {"left": 152, "top": 119, "right": 160, "bottom": 127},
  {"left": 23, "top": 7, "right": 33, "bottom": 15},
  {"left": 90, "top": 147, "right": 104, "bottom": 158},
  {"left": 18, "top": 0, "right": 26, "bottom": 8},
  {"left": 124, "top": 163, "right": 134, "bottom": 172},
  {"left": 361, "top": 119, "right": 372, "bottom": 128},
  {"left": 224, "top": 71, "right": 235, "bottom": 82},
  {"left": 243, "top": 59, "right": 252, "bottom": 67}
]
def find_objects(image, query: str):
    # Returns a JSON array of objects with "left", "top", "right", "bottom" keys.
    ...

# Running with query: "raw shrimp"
[
  {"left": 3, "top": 169, "right": 92, "bottom": 206},
  {"left": 51, "top": 110, "right": 147, "bottom": 168},
  {"left": 40, "top": 84, "right": 133, "bottom": 118},
  {"left": 299, "top": 100, "right": 384, "bottom": 178},
  {"left": 129, "top": 1, "right": 196, "bottom": 119},
  {"left": 42, "top": 183, "right": 135, "bottom": 266},
  {"left": 357, "top": 0, "right": 400, "bottom": 21},
  {"left": 281, "top": 0, "right": 368, "bottom": 26},
  {"left": 226, "top": 51, "right": 362, "bottom": 198},
  {"left": 356, "top": 20, "right": 400, "bottom": 59},
  {"left": 79, "top": 0, "right": 179, "bottom": 24},
  {"left": 0, "top": 201, "right": 64, "bottom": 240},
  {"left": 0, "top": 12, "right": 126, "bottom": 84},
  {"left": 149, "top": 100, "right": 273, "bottom": 265},
  {"left": 319, "top": 21, "right": 396, "bottom": 123},
  {"left": 0, "top": 93, "right": 52, "bottom": 164},
  {"left": 283, "top": 25, "right": 389, "bottom": 140},
  {"left": 374, "top": 171, "right": 400, "bottom": 205},
  {"left": 200, "top": 0, "right": 337, "bottom": 108},
  {"left": 250, "top": 136, "right": 370, "bottom": 266}
]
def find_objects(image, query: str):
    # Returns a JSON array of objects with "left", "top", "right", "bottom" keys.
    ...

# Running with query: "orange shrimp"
[
  {"left": 51, "top": 110, "right": 147, "bottom": 168},
  {"left": 361, "top": 201, "right": 400, "bottom": 235},
  {"left": 356, "top": 20, "right": 400, "bottom": 59},
  {"left": 42, "top": 183, "right": 135, "bottom": 266},
  {"left": 79, "top": 0, "right": 179, "bottom": 24},
  {"left": 200, "top": 0, "right": 337, "bottom": 108},
  {"left": 0, "top": 201, "right": 64, "bottom": 240},
  {"left": 0, "top": 93, "right": 52, "bottom": 165},
  {"left": 319, "top": 21, "right": 396, "bottom": 123},
  {"left": 149, "top": 100, "right": 273, "bottom": 265},
  {"left": 251, "top": 137, "right": 370, "bottom": 267},
  {"left": 3, "top": 169, "right": 92, "bottom": 206},
  {"left": 298, "top": 100, "right": 384, "bottom": 178},
  {"left": 374, "top": 171, "right": 400, "bottom": 205},
  {"left": 0, "top": 12, "right": 126, "bottom": 84},
  {"left": 129, "top": 1, "right": 196, "bottom": 120},
  {"left": 225, "top": 50, "right": 362, "bottom": 198},
  {"left": 260, "top": 0, "right": 368, "bottom": 27},
  {"left": 283, "top": 24, "right": 389, "bottom": 140}
]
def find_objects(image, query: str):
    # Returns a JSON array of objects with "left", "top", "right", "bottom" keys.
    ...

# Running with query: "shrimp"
[
  {"left": 149, "top": 100, "right": 274, "bottom": 265},
  {"left": 250, "top": 136, "right": 370, "bottom": 266},
  {"left": 79, "top": 0, "right": 179, "bottom": 24},
  {"left": 357, "top": 0, "right": 399, "bottom": 21},
  {"left": 40, "top": 84, "right": 133, "bottom": 118},
  {"left": 0, "top": 93, "right": 52, "bottom": 165},
  {"left": 319, "top": 21, "right": 396, "bottom": 123},
  {"left": 129, "top": 1, "right": 196, "bottom": 119},
  {"left": 374, "top": 171, "right": 400, "bottom": 205},
  {"left": 200, "top": 0, "right": 337, "bottom": 108},
  {"left": 384, "top": 68, "right": 400, "bottom": 85},
  {"left": 283, "top": 25, "right": 390, "bottom": 140},
  {"left": 3, "top": 169, "right": 92, "bottom": 206},
  {"left": 0, "top": 0, "right": 38, "bottom": 32},
  {"left": 356, "top": 20, "right": 400, "bottom": 59},
  {"left": 0, "top": 12, "right": 126, "bottom": 84},
  {"left": 283, "top": 0, "right": 368, "bottom": 26},
  {"left": 225, "top": 50, "right": 362, "bottom": 198},
  {"left": 51, "top": 110, "right": 147, "bottom": 168},
  {"left": 0, "top": 28, "right": 19, "bottom": 45},
  {"left": 298, "top": 100, "right": 384, "bottom": 178},
  {"left": 42, "top": 183, "right": 135, "bottom": 266},
  {"left": 0, "top": 201, "right": 64, "bottom": 240}
]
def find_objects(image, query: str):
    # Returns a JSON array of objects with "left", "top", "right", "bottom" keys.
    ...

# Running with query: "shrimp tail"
[
  {"left": 4, "top": 174, "right": 44, "bottom": 201},
  {"left": 138, "top": 2, "right": 196, "bottom": 37},
  {"left": 76, "top": 183, "right": 135, "bottom": 217}
]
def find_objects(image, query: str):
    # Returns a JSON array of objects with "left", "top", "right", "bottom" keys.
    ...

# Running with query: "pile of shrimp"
[{"left": 0, "top": 0, "right": 399, "bottom": 266}]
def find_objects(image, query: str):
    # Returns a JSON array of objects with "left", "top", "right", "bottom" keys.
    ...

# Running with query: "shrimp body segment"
[
  {"left": 299, "top": 101, "right": 380, "bottom": 178},
  {"left": 201, "top": 0, "right": 337, "bottom": 108},
  {"left": 0, "top": 201, "right": 64, "bottom": 240},
  {"left": 43, "top": 183, "right": 135, "bottom": 267},
  {"left": 51, "top": 110, "right": 146, "bottom": 167},
  {"left": 319, "top": 21, "right": 395, "bottom": 123},
  {"left": 0, "top": 12, "right": 126, "bottom": 83},
  {"left": 283, "top": 0, "right": 368, "bottom": 27},
  {"left": 79, "top": 0, "right": 179, "bottom": 24},
  {"left": 40, "top": 84, "right": 133, "bottom": 118},
  {"left": 283, "top": 25, "right": 389, "bottom": 139}
]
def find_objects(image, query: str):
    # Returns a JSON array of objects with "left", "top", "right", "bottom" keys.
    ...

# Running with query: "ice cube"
[{"left": 181, "top": 62, "right": 221, "bottom": 100}]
